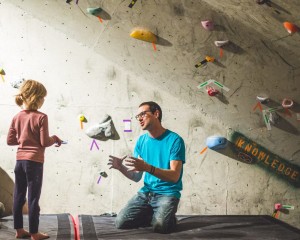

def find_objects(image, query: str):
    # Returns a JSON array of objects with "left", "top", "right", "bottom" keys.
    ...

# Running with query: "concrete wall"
[{"left": 0, "top": 0, "right": 299, "bottom": 228}]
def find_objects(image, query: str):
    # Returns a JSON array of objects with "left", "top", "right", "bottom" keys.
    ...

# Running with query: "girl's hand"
[{"left": 52, "top": 135, "right": 62, "bottom": 147}]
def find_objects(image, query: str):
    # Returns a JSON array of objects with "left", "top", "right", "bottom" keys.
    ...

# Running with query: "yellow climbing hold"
[{"left": 130, "top": 28, "right": 157, "bottom": 43}]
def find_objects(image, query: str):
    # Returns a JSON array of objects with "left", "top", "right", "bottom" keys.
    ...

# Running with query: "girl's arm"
[
  {"left": 7, "top": 120, "right": 18, "bottom": 145},
  {"left": 40, "top": 115, "right": 56, "bottom": 147}
]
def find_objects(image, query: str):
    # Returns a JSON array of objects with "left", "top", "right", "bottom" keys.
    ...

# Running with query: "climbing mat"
[
  {"left": 0, "top": 214, "right": 75, "bottom": 240},
  {"left": 77, "top": 214, "right": 300, "bottom": 240},
  {"left": 1, "top": 214, "right": 300, "bottom": 239}
]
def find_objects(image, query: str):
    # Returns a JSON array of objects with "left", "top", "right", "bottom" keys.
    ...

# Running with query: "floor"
[{"left": 1, "top": 214, "right": 300, "bottom": 239}]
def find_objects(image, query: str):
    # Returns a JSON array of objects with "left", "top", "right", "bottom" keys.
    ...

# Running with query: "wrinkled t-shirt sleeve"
[
  {"left": 170, "top": 137, "right": 185, "bottom": 163},
  {"left": 133, "top": 138, "right": 141, "bottom": 158},
  {"left": 40, "top": 115, "right": 55, "bottom": 147}
]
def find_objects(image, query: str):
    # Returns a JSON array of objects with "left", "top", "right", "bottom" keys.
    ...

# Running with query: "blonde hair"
[{"left": 15, "top": 80, "right": 47, "bottom": 110}]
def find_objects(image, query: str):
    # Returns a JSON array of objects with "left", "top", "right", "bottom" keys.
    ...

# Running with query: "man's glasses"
[{"left": 135, "top": 111, "right": 152, "bottom": 120}]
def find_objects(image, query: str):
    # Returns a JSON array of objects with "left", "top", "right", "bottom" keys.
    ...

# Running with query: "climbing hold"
[
  {"left": 205, "top": 56, "right": 215, "bottom": 62},
  {"left": 275, "top": 203, "right": 282, "bottom": 210},
  {"left": 206, "top": 86, "right": 219, "bottom": 96},
  {"left": 10, "top": 78, "right": 25, "bottom": 88},
  {"left": 197, "top": 79, "right": 230, "bottom": 95},
  {"left": 283, "top": 22, "right": 298, "bottom": 34},
  {"left": 195, "top": 56, "right": 215, "bottom": 68},
  {"left": 130, "top": 28, "right": 157, "bottom": 50},
  {"left": 87, "top": 7, "right": 104, "bottom": 22},
  {"left": 256, "top": 95, "right": 269, "bottom": 103},
  {"left": 128, "top": 0, "right": 138, "bottom": 8},
  {"left": 130, "top": 28, "right": 157, "bottom": 43},
  {"left": 100, "top": 172, "right": 108, "bottom": 178},
  {"left": 87, "top": 7, "right": 103, "bottom": 15},
  {"left": 268, "top": 111, "right": 280, "bottom": 125},
  {"left": 215, "top": 41, "right": 229, "bottom": 57},
  {"left": 78, "top": 114, "right": 87, "bottom": 129},
  {"left": 86, "top": 114, "right": 116, "bottom": 140},
  {"left": 78, "top": 114, "right": 86, "bottom": 122},
  {"left": 0, "top": 68, "right": 5, "bottom": 82},
  {"left": 262, "top": 107, "right": 283, "bottom": 130},
  {"left": 206, "top": 136, "right": 227, "bottom": 150},
  {"left": 201, "top": 20, "right": 214, "bottom": 31},
  {"left": 214, "top": 40, "right": 229, "bottom": 47},
  {"left": 281, "top": 98, "right": 293, "bottom": 108},
  {"left": 274, "top": 203, "right": 294, "bottom": 210}
]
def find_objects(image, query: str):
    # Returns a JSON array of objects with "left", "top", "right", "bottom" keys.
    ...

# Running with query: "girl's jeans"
[{"left": 13, "top": 160, "right": 44, "bottom": 234}]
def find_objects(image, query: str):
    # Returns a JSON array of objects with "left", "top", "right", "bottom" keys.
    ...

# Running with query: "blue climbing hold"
[{"left": 206, "top": 136, "right": 227, "bottom": 150}]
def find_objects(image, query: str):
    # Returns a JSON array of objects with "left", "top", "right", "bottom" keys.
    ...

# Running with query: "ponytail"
[{"left": 15, "top": 94, "right": 23, "bottom": 107}]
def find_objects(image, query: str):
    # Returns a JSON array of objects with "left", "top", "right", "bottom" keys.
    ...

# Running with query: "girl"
[{"left": 7, "top": 80, "right": 62, "bottom": 240}]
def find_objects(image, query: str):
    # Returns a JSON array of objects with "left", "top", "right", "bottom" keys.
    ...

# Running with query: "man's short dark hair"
[{"left": 139, "top": 101, "right": 162, "bottom": 122}]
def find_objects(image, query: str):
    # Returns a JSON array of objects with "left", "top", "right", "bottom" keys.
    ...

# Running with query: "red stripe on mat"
[{"left": 70, "top": 214, "right": 80, "bottom": 240}]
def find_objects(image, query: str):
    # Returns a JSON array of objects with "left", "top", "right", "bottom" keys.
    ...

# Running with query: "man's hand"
[
  {"left": 124, "top": 156, "right": 149, "bottom": 172},
  {"left": 108, "top": 155, "right": 127, "bottom": 170}
]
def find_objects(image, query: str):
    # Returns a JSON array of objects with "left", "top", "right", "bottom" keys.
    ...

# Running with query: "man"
[{"left": 108, "top": 101, "right": 185, "bottom": 233}]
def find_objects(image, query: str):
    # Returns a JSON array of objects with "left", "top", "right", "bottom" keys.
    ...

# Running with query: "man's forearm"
[
  {"left": 144, "top": 161, "right": 182, "bottom": 183},
  {"left": 148, "top": 167, "right": 179, "bottom": 183},
  {"left": 119, "top": 164, "right": 143, "bottom": 182}
]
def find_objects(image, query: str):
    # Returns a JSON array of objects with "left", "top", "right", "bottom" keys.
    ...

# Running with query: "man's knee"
[
  {"left": 115, "top": 215, "right": 126, "bottom": 229},
  {"left": 152, "top": 218, "right": 176, "bottom": 234},
  {"left": 115, "top": 213, "right": 137, "bottom": 229}
]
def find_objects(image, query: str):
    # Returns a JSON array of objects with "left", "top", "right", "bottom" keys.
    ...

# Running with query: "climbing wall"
[{"left": 0, "top": 0, "right": 299, "bottom": 229}]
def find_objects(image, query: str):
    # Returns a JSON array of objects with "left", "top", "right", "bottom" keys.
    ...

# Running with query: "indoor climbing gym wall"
[{"left": 0, "top": 0, "right": 300, "bottom": 233}]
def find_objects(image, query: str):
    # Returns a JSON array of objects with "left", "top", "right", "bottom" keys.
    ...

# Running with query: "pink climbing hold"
[
  {"left": 201, "top": 20, "right": 214, "bottom": 31},
  {"left": 206, "top": 86, "right": 219, "bottom": 96},
  {"left": 274, "top": 203, "right": 282, "bottom": 210}
]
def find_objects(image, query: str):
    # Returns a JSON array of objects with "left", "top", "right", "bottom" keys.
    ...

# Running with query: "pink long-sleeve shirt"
[{"left": 7, "top": 110, "right": 56, "bottom": 163}]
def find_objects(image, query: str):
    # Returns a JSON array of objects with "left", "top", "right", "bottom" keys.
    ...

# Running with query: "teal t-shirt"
[{"left": 134, "top": 129, "right": 185, "bottom": 199}]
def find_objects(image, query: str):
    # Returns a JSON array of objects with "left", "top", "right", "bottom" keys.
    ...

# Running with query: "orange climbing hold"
[
  {"left": 205, "top": 56, "right": 215, "bottom": 63},
  {"left": 283, "top": 22, "right": 298, "bottom": 34}
]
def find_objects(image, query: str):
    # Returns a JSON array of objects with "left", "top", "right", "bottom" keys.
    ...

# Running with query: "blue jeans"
[{"left": 115, "top": 192, "right": 179, "bottom": 233}]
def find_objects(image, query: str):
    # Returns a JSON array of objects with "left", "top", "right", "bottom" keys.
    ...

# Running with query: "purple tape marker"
[
  {"left": 123, "top": 119, "right": 132, "bottom": 132},
  {"left": 90, "top": 139, "right": 99, "bottom": 151},
  {"left": 97, "top": 176, "right": 101, "bottom": 184}
]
